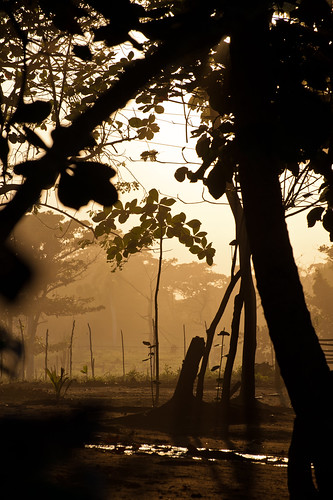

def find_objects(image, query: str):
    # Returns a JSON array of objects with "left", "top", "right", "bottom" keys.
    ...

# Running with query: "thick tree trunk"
[
  {"left": 240, "top": 162, "right": 333, "bottom": 494},
  {"left": 151, "top": 337, "right": 205, "bottom": 435},
  {"left": 230, "top": 10, "right": 333, "bottom": 494}
]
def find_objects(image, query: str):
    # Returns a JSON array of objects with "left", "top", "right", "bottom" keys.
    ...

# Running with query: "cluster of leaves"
[
  {"left": 169, "top": 1, "right": 333, "bottom": 241},
  {"left": 92, "top": 188, "right": 215, "bottom": 268},
  {"left": 175, "top": 118, "right": 235, "bottom": 200},
  {"left": 0, "top": 4, "right": 125, "bottom": 211},
  {"left": 128, "top": 114, "right": 159, "bottom": 141}
]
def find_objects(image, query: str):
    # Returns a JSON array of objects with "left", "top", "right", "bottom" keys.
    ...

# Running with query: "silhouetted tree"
[{"left": 93, "top": 189, "right": 215, "bottom": 403}]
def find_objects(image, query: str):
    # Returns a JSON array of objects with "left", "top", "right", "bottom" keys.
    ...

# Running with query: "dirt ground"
[{"left": 0, "top": 381, "right": 294, "bottom": 499}]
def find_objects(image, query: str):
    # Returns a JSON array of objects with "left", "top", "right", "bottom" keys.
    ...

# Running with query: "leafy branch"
[{"left": 92, "top": 188, "right": 216, "bottom": 268}]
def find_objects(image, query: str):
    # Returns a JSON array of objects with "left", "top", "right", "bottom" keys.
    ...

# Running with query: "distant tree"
[
  {"left": 304, "top": 245, "right": 333, "bottom": 340},
  {"left": 7, "top": 212, "right": 103, "bottom": 378},
  {"left": 161, "top": 260, "right": 229, "bottom": 326}
]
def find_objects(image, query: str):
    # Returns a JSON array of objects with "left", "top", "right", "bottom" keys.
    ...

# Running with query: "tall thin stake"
[
  {"left": 88, "top": 322, "right": 95, "bottom": 379},
  {"left": 18, "top": 319, "right": 25, "bottom": 380},
  {"left": 69, "top": 319, "right": 75, "bottom": 378},
  {"left": 121, "top": 329, "right": 125, "bottom": 380},
  {"left": 44, "top": 328, "right": 49, "bottom": 381}
]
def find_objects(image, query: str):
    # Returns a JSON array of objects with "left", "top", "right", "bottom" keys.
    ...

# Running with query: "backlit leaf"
[{"left": 129, "top": 117, "right": 143, "bottom": 128}]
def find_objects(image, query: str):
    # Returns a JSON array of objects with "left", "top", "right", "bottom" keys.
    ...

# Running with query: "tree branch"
[{"left": 0, "top": 14, "right": 228, "bottom": 242}]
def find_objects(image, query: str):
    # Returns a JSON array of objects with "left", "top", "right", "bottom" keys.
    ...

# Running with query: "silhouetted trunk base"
[
  {"left": 157, "top": 336, "right": 206, "bottom": 434},
  {"left": 218, "top": 393, "right": 262, "bottom": 440},
  {"left": 173, "top": 336, "right": 205, "bottom": 402},
  {"left": 132, "top": 336, "right": 207, "bottom": 435},
  {"left": 288, "top": 412, "right": 333, "bottom": 499}
]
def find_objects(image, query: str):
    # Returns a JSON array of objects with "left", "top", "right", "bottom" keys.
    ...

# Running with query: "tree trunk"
[
  {"left": 230, "top": 10, "right": 333, "bottom": 494},
  {"left": 196, "top": 270, "right": 241, "bottom": 400},
  {"left": 226, "top": 182, "right": 257, "bottom": 410},
  {"left": 153, "top": 337, "right": 205, "bottom": 435},
  {"left": 221, "top": 291, "right": 244, "bottom": 431},
  {"left": 153, "top": 233, "right": 163, "bottom": 405},
  {"left": 173, "top": 336, "right": 205, "bottom": 403}
]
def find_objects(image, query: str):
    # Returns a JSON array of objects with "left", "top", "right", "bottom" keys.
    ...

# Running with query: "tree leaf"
[
  {"left": 160, "top": 197, "right": 176, "bottom": 206},
  {"left": 58, "top": 161, "right": 118, "bottom": 210},
  {"left": 206, "top": 162, "right": 227, "bottom": 200},
  {"left": 322, "top": 209, "right": 333, "bottom": 233},
  {"left": 189, "top": 245, "right": 201, "bottom": 254},
  {"left": 147, "top": 188, "right": 159, "bottom": 203},
  {"left": 172, "top": 212, "right": 186, "bottom": 225},
  {"left": 187, "top": 219, "right": 201, "bottom": 233},
  {"left": 307, "top": 206, "right": 325, "bottom": 228},
  {"left": 174, "top": 167, "right": 188, "bottom": 182},
  {"left": 118, "top": 212, "right": 129, "bottom": 224},
  {"left": 211, "top": 365, "right": 220, "bottom": 372},
  {"left": 206, "top": 255, "right": 214, "bottom": 266},
  {"left": 92, "top": 211, "right": 108, "bottom": 223},
  {"left": 129, "top": 117, "right": 143, "bottom": 128},
  {"left": 154, "top": 105, "right": 164, "bottom": 113},
  {"left": 146, "top": 129, "right": 154, "bottom": 140},
  {"left": 195, "top": 135, "right": 210, "bottom": 159},
  {"left": 218, "top": 330, "right": 230, "bottom": 336}
]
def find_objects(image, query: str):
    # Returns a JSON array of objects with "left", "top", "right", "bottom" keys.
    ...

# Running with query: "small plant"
[
  {"left": 80, "top": 364, "right": 88, "bottom": 377},
  {"left": 46, "top": 367, "right": 72, "bottom": 401},
  {"left": 160, "top": 363, "right": 175, "bottom": 383},
  {"left": 211, "top": 329, "right": 230, "bottom": 402},
  {"left": 142, "top": 340, "right": 156, "bottom": 406}
]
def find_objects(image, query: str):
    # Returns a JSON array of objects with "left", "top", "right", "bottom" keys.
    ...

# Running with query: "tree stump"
[{"left": 173, "top": 336, "right": 205, "bottom": 404}]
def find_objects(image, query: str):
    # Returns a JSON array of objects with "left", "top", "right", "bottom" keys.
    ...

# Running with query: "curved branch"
[{"left": 40, "top": 202, "right": 96, "bottom": 236}]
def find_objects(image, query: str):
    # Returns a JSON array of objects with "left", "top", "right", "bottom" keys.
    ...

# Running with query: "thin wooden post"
[
  {"left": 18, "top": 319, "right": 25, "bottom": 380},
  {"left": 69, "top": 319, "right": 75, "bottom": 378},
  {"left": 44, "top": 329, "right": 49, "bottom": 380},
  {"left": 121, "top": 329, "right": 125, "bottom": 379},
  {"left": 88, "top": 323, "right": 95, "bottom": 379},
  {"left": 151, "top": 318, "right": 156, "bottom": 378}
]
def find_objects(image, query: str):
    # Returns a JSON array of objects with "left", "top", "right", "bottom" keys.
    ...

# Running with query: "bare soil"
[{"left": 0, "top": 381, "right": 294, "bottom": 499}]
